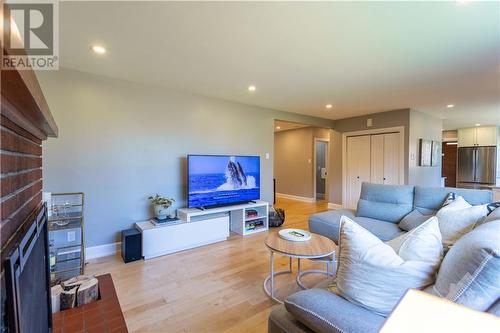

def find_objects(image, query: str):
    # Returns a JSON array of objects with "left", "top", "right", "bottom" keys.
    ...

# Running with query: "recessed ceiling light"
[
  {"left": 326, "top": 104, "right": 333, "bottom": 109},
  {"left": 91, "top": 45, "right": 106, "bottom": 54},
  {"left": 276, "top": 126, "right": 281, "bottom": 130},
  {"left": 475, "top": 123, "right": 481, "bottom": 127},
  {"left": 446, "top": 104, "right": 454, "bottom": 108},
  {"left": 248, "top": 85, "right": 256, "bottom": 92}
]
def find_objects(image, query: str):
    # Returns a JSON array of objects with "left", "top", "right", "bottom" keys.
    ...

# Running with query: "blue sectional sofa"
[{"left": 268, "top": 183, "right": 499, "bottom": 333}]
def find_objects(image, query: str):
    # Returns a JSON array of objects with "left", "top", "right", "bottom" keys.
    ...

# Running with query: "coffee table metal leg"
[
  {"left": 296, "top": 257, "right": 336, "bottom": 290},
  {"left": 264, "top": 251, "right": 294, "bottom": 304},
  {"left": 270, "top": 251, "right": 274, "bottom": 298}
]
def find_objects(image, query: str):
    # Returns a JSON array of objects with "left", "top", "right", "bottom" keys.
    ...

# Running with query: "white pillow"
[
  {"left": 435, "top": 196, "right": 487, "bottom": 246},
  {"left": 335, "top": 216, "right": 442, "bottom": 316}
]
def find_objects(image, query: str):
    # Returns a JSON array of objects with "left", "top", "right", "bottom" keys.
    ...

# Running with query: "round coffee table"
[{"left": 263, "top": 231, "right": 337, "bottom": 303}]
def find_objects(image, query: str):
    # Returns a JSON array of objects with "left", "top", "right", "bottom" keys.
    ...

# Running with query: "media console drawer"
[{"left": 135, "top": 215, "right": 230, "bottom": 260}]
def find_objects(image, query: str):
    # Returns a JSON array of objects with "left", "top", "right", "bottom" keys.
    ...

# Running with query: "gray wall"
[
  {"left": 38, "top": 69, "right": 334, "bottom": 247},
  {"left": 408, "top": 110, "right": 443, "bottom": 186}
]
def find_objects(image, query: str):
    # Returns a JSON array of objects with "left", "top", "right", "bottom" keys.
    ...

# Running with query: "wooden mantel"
[{"left": 1, "top": 65, "right": 58, "bottom": 140}]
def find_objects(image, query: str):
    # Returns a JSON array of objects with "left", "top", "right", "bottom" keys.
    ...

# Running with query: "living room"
[{"left": 1, "top": 1, "right": 499, "bottom": 333}]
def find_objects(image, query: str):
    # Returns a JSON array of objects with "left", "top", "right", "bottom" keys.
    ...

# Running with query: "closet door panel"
[
  {"left": 370, "top": 134, "right": 385, "bottom": 184},
  {"left": 346, "top": 135, "right": 371, "bottom": 209},
  {"left": 383, "top": 133, "right": 400, "bottom": 185}
]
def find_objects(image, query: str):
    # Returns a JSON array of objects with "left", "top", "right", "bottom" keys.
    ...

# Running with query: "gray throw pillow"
[
  {"left": 427, "top": 219, "right": 500, "bottom": 312},
  {"left": 399, "top": 210, "right": 433, "bottom": 231}
]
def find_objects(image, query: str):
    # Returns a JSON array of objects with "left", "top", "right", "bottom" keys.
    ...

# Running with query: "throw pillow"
[
  {"left": 476, "top": 202, "right": 500, "bottom": 227},
  {"left": 435, "top": 195, "right": 487, "bottom": 246},
  {"left": 425, "top": 219, "right": 500, "bottom": 312},
  {"left": 442, "top": 192, "right": 457, "bottom": 207},
  {"left": 398, "top": 209, "right": 433, "bottom": 231},
  {"left": 335, "top": 216, "right": 443, "bottom": 316}
]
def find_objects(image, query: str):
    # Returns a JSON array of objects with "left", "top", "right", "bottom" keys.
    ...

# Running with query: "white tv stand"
[
  {"left": 136, "top": 201, "right": 269, "bottom": 260},
  {"left": 177, "top": 200, "right": 269, "bottom": 236}
]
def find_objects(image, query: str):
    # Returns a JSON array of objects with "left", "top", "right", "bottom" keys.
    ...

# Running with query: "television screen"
[{"left": 188, "top": 155, "right": 260, "bottom": 208}]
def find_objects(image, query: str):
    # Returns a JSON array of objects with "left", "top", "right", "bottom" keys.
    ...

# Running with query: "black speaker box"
[{"left": 121, "top": 228, "right": 142, "bottom": 263}]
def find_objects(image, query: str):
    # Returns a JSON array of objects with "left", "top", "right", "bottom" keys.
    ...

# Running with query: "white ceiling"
[{"left": 55, "top": 1, "right": 499, "bottom": 129}]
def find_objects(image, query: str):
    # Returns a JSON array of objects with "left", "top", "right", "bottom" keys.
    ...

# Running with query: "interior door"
[
  {"left": 383, "top": 133, "right": 400, "bottom": 185},
  {"left": 370, "top": 134, "right": 384, "bottom": 184},
  {"left": 441, "top": 142, "right": 457, "bottom": 187},
  {"left": 346, "top": 135, "right": 371, "bottom": 209},
  {"left": 315, "top": 140, "right": 327, "bottom": 200}
]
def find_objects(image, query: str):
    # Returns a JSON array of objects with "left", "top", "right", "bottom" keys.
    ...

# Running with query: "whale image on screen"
[{"left": 188, "top": 155, "right": 260, "bottom": 208}]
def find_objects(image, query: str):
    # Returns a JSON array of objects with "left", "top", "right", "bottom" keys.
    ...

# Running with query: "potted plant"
[{"left": 148, "top": 194, "right": 175, "bottom": 220}]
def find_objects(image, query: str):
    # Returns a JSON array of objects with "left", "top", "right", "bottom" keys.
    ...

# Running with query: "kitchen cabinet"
[{"left": 458, "top": 126, "right": 497, "bottom": 147}]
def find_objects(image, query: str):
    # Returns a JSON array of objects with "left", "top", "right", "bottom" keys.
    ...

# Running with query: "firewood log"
[
  {"left": 76, "top": 277, "right": 99, "bottom": 306},
  {"left": 60, "top": 286, "right": 78, "bottom": 310}
]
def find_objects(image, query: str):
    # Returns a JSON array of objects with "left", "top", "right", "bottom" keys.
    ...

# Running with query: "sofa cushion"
[
  {"left": 284, "top": 289, "right": 385, "bottom": 333},
  {"left": 435, "top": 196, "right": 487, "bottom": 247},
  {"left": 309, "top": 210, "right": 404, "bottom": 242},
  {"left": 356, "top": 183, "right": 414, "bottom": 223},
  {"left": 414, "top": 186, "right": 492, "bottom": 215},
  {"left": 354, "top": 217, "right": 405, "bottom": 241},
  {"left": 398, "top": 209, "right": 433, "bottom": 231},
  {"left": 427, "top": 219, "right": 500, "bottom": 312},
  {"left": 336, "top": 216, "right": 442, "bottom": 316}
]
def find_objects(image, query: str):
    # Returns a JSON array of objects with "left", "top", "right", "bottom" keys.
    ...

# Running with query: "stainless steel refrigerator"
[{"left": 457, "top": 146, "right": 497, "bottom": 188}]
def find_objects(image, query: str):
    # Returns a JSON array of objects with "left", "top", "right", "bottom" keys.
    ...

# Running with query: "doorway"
[
  {"left": 314, "top": 139, "right": 329, "bottom": 201},
  {"left": 274, "top": 120, "right": 330, "bottom": 202},
  {"left": 442, "top": 141, "right": 457, "bottom": 187}
]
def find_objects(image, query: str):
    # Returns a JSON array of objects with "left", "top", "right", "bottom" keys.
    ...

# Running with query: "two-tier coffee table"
[{"left": 263, "top": 231, "right": 337, "bottom": 303}]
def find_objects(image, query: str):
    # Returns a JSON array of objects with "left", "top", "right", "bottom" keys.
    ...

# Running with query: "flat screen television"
[{"left": 188, "top": 155, "right": 260, "bottom": 208}]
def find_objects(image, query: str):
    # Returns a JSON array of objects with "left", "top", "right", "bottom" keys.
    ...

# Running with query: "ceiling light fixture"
[
  {"left": 446, "top": 104, "right": 454, "bottom": 108},
  {"left": 91, "top": 45, "right": 106, "bottom": 54},
  {"left": 475, "top": 123, "right": 481, "bottom": 127},
  {"left": 326, "top": 104, "right": 333, "bottom": 109},
  {"left": 276, "top": 126, "right": 281, "bottom": 130},
  {"left": 248, "top": 85, "right": 256, "bottom": 92}
]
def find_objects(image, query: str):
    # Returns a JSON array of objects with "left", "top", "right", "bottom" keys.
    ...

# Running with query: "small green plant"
[{"left": 148, "top": 194, "right": 175, "bottom": 208}]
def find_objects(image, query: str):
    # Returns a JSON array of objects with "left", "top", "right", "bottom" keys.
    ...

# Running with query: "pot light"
[
  {"left": 446, "top": 104, "right": 454, "bottom": 108},
  {"left": 326, "top": 104, "right": 333, "bottom": 109},
  {"left": 91, "top": 45, "right": 106, "bottom": 54},
  {"left": 475, "top": 123, "right": 481, "bottom": 127},
  {"left": 248, "top": 85, "right": 256, "bottom": 92},
  {"left": 276, "top": 126, "right": 281, "bottom": 130}
]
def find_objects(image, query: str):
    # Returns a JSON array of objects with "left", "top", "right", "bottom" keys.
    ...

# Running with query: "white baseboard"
[
  {"left": 328, "top": 203, "right": 343, "bottom": 210},
  {"left": 86, "top": 242, "right": 121, "bottom": 260},
  {"left": 276, "top": 193, "right": 315, "bottom": 203}
]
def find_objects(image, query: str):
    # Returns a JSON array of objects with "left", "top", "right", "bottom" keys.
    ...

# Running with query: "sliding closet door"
[
  {"left": 383, "top": 133, "right": 400, "bottom": 185},
  {"left": 346, "top": 135, "right": 371, "bottom": 209},
  {"left": 370, "top": 134, "right": 385, "bottom": 184}
]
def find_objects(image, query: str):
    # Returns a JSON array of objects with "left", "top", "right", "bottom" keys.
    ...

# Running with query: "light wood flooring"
[{"left": 85, "top": 198, "right": 329, "bottom": 333}]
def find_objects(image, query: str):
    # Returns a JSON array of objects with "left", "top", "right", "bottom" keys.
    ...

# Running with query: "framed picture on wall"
[
  {"left": 419, "top": 139, "right": 432, "bottom": 167},
  {"left": 431, "top": 140, "right": 441, "bottom": 166}
]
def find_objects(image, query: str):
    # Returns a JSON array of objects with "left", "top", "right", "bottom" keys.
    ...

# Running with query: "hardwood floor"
[{"left": 85, "top": 198, "right": 329, "bottom": 333}]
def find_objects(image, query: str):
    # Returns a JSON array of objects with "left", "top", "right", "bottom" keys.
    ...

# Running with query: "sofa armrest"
[
  {"left": 308, "top": 209, "right": 355, "bottom": 242},
  {"left": 284, "top": 289, "right": 386, "bottom": 333}
]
